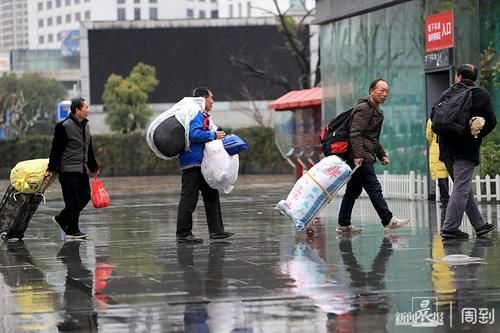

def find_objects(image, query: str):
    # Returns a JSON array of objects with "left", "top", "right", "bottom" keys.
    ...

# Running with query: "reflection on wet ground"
[{"left": 0, "top": 176, "right": 499, "bottom": 333}]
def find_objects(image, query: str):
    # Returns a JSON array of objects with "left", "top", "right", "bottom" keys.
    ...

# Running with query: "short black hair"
[
  {"left": 192, "top": 87, "right": 211, "bottom": 98},
  {"left": 456, "top": 64, "right": 477, "bottom": 81},
  {"left": 369, "top": 78, "right": 387, "bottom": 93},
  {"left": 70, "top": 97, "right": 86, "bottom": 114}
]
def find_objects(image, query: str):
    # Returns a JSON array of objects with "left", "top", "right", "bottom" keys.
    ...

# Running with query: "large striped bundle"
[{"left": 276, "top": 155, "right": 352, "bottom": 230}]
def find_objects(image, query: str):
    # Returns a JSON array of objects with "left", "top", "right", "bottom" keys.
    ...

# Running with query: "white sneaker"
[
  {"left": 336, "top": 224, "right": 363, "bottom": 233},
  {"left": 384, "top": 217, "right": 410, "bottom": 231}
]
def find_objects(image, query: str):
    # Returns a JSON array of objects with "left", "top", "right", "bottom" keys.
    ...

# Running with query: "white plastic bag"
[
  {"left": 201, "top": 140, "right": 239, "bottom": 194},
  {"left": 146, "top": 97, "right": 205, "bottom": 160}
]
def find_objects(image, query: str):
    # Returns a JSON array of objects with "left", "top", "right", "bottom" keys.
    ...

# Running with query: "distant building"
[
  {"left": 0, "top": 0, "right": 29, "bottom": 52},
  {"left": 26, "top": 0, "right": 218, "bottom": 51},
  {"left": 217, "top": 0, "right": 315, "bottom": 18}
]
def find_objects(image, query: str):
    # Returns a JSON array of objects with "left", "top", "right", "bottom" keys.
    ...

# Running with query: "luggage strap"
[
  {"left": 12, "top": 191, "right": 47, "bottom": 204},
  {"left": 305, "top": 164, "right": 360, "bottom": 204},
  {"left": 306, "top": 172, "right": 335, "bottom": 203}
]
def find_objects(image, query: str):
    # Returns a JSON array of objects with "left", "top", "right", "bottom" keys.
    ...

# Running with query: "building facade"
[
  {"left": 26, "top": 0, "right": 219, "bottom": 50},
  {"left": 0, "top": 0, "right": 29, "bottom": 52},
  {"left": 217, "top": 0, "right": 315, "bottom": 17},
  {"left": 315, "top": 0, "right": 499, "bottom": 175}
]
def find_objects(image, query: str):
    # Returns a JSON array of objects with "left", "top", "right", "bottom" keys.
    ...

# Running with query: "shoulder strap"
[{"left": 351, "top": 98, "right": 376, "bottom": 125}]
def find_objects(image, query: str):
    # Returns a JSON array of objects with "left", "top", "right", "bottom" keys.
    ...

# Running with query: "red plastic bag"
[{"left": 91, "top": 175, "right": 110, "bottom": 208}]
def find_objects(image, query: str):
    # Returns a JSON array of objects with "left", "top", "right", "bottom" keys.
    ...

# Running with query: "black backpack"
[
  {"left": 431, "top": 82, "right": 473, "bottom": 137},
  {"left": 319, "top": 108, "right": 353, "bottom": 157},
  {"left": 320, "top": 99, "right": 374, "bottom": 158}
]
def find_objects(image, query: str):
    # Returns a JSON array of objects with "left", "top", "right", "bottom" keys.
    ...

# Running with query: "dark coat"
[
  {"left": 348, "top": 98, "right": 387, "bottom": 162},
  {"left": 438, "top": 81, "right": 497, "bottom": 165},
  {"left": 48, "top": 113, "right": 99, "bottom": 173}
]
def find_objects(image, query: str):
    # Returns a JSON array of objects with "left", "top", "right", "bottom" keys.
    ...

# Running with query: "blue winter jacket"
[{"left": 178, "top": 111, "right": 215, "bottom": 169}]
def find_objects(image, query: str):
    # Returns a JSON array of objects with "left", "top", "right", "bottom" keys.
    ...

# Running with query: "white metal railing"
[
  {"left": 336, "top": 171, "right": 428, "bottom": 200},
  {"left": 334, "top": 171, "right": 500, "bottom": 202},
  {"left": 436, "top": 174, "right": 500, "bottom": 203}
]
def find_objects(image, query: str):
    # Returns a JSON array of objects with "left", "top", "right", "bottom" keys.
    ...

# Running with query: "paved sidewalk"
[{"left": 0, "top": 175, "right": 499, "bottom": 333}]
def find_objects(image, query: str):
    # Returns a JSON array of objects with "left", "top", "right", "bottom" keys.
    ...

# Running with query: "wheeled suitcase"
[
  {"left": 0, "top": 175, "right": 55, "bottom": 240},
  {"left": 276, "top": 155, "right": 358, "bottom": 232}
]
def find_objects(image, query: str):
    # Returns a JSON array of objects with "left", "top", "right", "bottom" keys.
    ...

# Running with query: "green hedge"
[{"left": 0, "top": 126, "right": 291, "bottom": 178}]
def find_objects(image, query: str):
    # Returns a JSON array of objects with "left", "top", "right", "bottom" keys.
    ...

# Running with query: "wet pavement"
[{"left": 0, "top": 175, "right": 499, "bottom": 333}]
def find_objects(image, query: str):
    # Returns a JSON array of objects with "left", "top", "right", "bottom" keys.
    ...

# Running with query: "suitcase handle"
[{"left": 37, "top": 174, "right": 56, "bottom": 193}]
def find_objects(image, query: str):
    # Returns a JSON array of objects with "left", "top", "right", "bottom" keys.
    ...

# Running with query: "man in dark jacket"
[
  {"left": 439, "top": 64, "right": 497, "bottom": 239},
  {"left": 46, "top": 97, "right": 99, "bottom": 239},
  {"left": 176, "top": 87, "right": 234, "bottom": 243},
  {"left": 336, "top": 79, "right": 409, "bottom": 233}
]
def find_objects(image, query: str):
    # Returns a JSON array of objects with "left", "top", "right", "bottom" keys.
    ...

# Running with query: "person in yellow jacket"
[{"left": 426, "top": 119, "right": 450, "bottom": 221}]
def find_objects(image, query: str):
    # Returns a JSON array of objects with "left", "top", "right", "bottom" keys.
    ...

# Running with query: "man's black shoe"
[
  {"left": 441, "top": 229, "right": 469, "bottom": 239},
  {"left": 209, "top": 231, "right": 235, "bottom": 240},
  {"left": 176, "top": 235, "right": 203, "bottom": 243},
  {"left": 475, "top": 223, "right": 496, "bottom": 237}
]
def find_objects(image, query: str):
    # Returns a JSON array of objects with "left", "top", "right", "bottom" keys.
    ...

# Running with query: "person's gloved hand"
[{"left": 469, "top": 116, "right": 485, "bottom": 138}]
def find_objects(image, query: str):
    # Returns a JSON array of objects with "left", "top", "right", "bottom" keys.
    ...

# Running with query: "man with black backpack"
[
  {"left": 435, "top": 64, "right": 497, "bottom": 239},
  {"left": 336, "top": 79, "right": 410, "bottom": 234}
]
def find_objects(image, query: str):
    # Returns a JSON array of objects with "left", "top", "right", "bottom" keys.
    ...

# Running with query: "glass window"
[
  {"left": 65, "top": 0, "right": 71, "bottom": 6},
  {"left": 228, "top": 4, "right": 233, "bottom": 18},
  {"left": 75, "top": 12, "right": 81, "bottom": 21},
  {"left": 56, "top": 15, "right": 62, "bottom": 24},
  {"left": 199, "top": 10, "right": 205, "bottom": 18},
  {"left": 134, "top": 0, "right": 140, "bottom": 3},
  {"left": 38, "top": 2, "right": 43, "bottom": 11},
  {"left": 321, "top": 1, "right": 427, "bottom": 173},
  {"left": 186, "top": 8, "right": 194, "bottom": 18},
  {"left": 39, "top": 35, "right": 44, "bottom": 44},
  {"left": 47, "top": 17, "right": 53, "bottom": 26},
  {"left": 56, "top": 0, "right": 61, "bottom": 7},
  {"left": 38, "top": 19, "right": 44, "bottom": 27},
  {"left": 84, "top": 11, "right": 90, "bottom": 20},
  {"left": 65, "top": 13, "right": 71, "bottom": 22},
  {"left": 75, "top": 0, "right": 80, "bottom": 4},
  {"left": 46, "top": 1, "right": 52, "bottom": 10},
  {"left": 117, "top": 8, "right": 126, "bottom": 20},
  {"left": 48, "top": 33, "right": 53, "bottom": 42},
  {"left": 134, "top": 8, "right": 140, "bottom": 20},
  {"left": 117, "top": 0, "right": 125, "bottom": 4},
  {"left": 247, "top": 1, "right": 251, "bottom": 17},
  {"left": 211, "top": 10, "right": 218, "bottom": 18},
  {"left": 149, "top": 8, "right": 157, "bottom": 20},
  {"left": 149, "top": 0, "right": 157, "bottom": 3}
]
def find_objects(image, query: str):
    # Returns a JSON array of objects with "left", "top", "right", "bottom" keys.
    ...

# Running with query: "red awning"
[{"left": 268, "top": 87, "right": 322, "bottom": 111}]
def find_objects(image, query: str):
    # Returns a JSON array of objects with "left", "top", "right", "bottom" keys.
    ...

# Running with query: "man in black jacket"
[
  {"left": 46, "top": 97, "right": 99, "bottom": 239},
  {"left": 439, "top": 64, "right": 497, "bottom": 239}
]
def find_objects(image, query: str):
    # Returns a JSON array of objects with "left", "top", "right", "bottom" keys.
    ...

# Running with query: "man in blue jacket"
[{"left": 176, "top": 87, "right": 234, "bottom": 243}]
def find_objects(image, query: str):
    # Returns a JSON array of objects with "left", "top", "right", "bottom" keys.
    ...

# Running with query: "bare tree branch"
[{"left": 229, "top": 54, "right": 293, "bottom": 91}]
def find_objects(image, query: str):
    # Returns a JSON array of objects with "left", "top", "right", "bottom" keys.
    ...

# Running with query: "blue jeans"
[{"left": 338, "top": 161, "right": 393, "bottom": 226}]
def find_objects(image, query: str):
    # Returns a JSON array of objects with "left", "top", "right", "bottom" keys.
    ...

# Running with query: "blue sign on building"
[
  {"left": 56, "top": 100, "right": 71, "bottom": 121},
  {"left": 60, "top": 30, "right": 80, "bottom": 57}
]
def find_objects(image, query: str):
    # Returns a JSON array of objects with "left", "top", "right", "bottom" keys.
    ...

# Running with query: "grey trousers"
[{"left": 442, "top": 158, "right": 485, "bottom": 231}]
